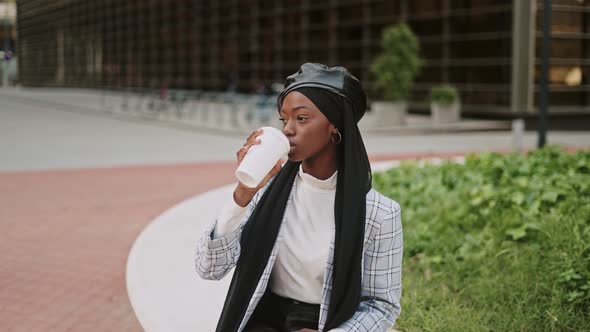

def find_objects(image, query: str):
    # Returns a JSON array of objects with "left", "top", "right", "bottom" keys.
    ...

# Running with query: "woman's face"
[{"left": 279, "top": 91, "right": 336, "bottom": 162}]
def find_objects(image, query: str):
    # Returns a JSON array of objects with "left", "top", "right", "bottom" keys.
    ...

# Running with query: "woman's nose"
[{"left": 282, "top": 120, "right": 295, "bottom": 136}]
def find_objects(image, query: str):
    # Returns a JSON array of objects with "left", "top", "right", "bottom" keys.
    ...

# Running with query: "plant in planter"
[
  {"left": 369, "top": 23, "right": 422, "bottom": 126},
  {"left": 429, "top": 84, "right": 460, "bottom": 124}
]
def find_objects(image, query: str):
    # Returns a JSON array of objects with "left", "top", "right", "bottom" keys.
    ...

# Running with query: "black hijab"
[{"left": 216, "top": 63, "right": 372, "bottom": 332}]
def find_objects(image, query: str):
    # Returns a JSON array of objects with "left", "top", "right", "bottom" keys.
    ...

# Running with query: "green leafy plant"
[
  {"left": 429, "top": 84, "right": 459, "bottom": 106},
  {"left": 370, "top": 23, "right": 422, "bottom": 102},
  {"left": 373, "top": 146, "right": 590, "bottom": 330}
]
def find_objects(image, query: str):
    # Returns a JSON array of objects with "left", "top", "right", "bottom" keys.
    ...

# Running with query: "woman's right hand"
[{"left": 233, "top": 129, "right": 284, "bottom": 207}]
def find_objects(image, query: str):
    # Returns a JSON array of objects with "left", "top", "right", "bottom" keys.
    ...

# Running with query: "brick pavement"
[{"left": 0, "top": 161, "right": 237, "bottom": 332}]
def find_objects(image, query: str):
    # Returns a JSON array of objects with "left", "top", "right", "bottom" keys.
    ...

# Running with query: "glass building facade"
[{"left": 15, "top": 0, "right": 590, "bottom": 116}]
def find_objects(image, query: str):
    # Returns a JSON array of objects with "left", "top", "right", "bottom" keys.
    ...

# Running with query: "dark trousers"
[{"left": 243, "top": 291, "right": 321, "bottom": 332}]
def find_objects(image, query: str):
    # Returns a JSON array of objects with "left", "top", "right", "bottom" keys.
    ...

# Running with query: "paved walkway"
[
  {"left": 2, "top": 88, "right": 590, "bottom": 172},
  {"left": 0, "top": 88, "right": 588, "bottom": 331},
  {"left": 0, "top": 162, "right": 236, "bottom": 331}
]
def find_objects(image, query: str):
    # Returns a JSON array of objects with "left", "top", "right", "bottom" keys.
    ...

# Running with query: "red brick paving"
[{"left": 0, "top": 161, "right": 237, "bottom": 332}]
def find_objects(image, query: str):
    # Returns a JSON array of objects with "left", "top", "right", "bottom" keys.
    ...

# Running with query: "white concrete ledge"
[{"left": 126, "top": 184, "right": 235, "bottom": 332}]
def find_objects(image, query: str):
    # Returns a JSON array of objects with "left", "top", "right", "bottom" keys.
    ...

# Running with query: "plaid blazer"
[{"left": 195, "top": 179, "right": 403, "bottom": 332}]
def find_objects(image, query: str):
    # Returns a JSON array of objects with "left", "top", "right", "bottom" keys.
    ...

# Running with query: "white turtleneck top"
[{"left": 214, "top": 164, "right": 337, "bottom": 304}]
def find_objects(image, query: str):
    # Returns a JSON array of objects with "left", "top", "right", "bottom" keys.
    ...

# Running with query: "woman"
[{"left": 196, "top": 63, "right": 403, "bottom": 332}]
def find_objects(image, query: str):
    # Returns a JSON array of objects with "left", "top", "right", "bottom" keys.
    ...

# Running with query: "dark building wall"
[
  {"left": 17, "top": 0, "right": 102, "bottom": 87},
  {"left": 15, "top": 0, "right": 590, "bottom": 115},
  {"left": 402, "top": 1, "right": 514, "bottom": 112}
]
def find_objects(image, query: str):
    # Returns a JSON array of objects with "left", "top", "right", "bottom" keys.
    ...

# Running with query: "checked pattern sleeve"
[
  {"left": 194, "top": 189, "right": 262, "bottom": 281},
  {"left": 331, "top": 198, "right": 403, "bottom": 332}
]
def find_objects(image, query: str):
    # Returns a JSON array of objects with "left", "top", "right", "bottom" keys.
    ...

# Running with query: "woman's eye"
[
  {"left": 297, "top": 116, "right": 307, "bottom": 121},
  {"left": 279, "top": 117, "right": 286, "bottom": 123}
]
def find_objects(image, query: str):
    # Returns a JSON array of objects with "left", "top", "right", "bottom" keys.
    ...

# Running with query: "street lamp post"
[{"left": 538, "top": 0, "right": 551, "bottom": 148}]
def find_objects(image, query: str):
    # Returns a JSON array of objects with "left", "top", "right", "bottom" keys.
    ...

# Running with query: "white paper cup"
[{"left": 235, "top": 126, "right": 290, "bottom": 188}]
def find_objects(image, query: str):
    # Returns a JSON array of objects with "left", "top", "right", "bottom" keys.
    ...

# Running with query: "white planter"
[
  {"left": 431, "top": 102, "right": 460, "bottom": 124},
  {"left": 370, "top": 101, "right": 407, "bottom": 126}
]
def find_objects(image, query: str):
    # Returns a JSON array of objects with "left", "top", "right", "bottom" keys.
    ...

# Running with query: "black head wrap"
[{"left": 216, "top": 63, "right": 372, "bottom": 332}]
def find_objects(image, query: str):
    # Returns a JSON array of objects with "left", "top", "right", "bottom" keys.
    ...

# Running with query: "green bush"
[
  {"left": 370, "top": 23, "right": 422, "bottom": 102},
  {"left": 373, "top": 146, "right": 590, "bottom": 331},
  {"left": 429, "top": 84, "right": 459, "bottom": 106}
]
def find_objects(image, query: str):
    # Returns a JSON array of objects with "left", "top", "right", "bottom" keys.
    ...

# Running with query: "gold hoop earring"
[{"left": 331, "top": 131, "right": 342, "bottom": 145}]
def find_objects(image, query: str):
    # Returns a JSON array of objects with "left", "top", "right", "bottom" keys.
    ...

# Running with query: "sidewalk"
[
  {"left": 2, "top": 87, "right": 589, "bottom": 172},
  {"left": 0, "top": 161, "right": 237, "bottom": 332}
]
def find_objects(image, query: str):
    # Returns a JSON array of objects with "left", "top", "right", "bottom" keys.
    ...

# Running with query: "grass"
[{"left": 373, "top": 147, "right": 590, "bottom": 331}]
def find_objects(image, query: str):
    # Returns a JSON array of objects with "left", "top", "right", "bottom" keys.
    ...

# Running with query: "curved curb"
[{"left": 126, "top": 184, "right": 236, "bottom": 332}]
